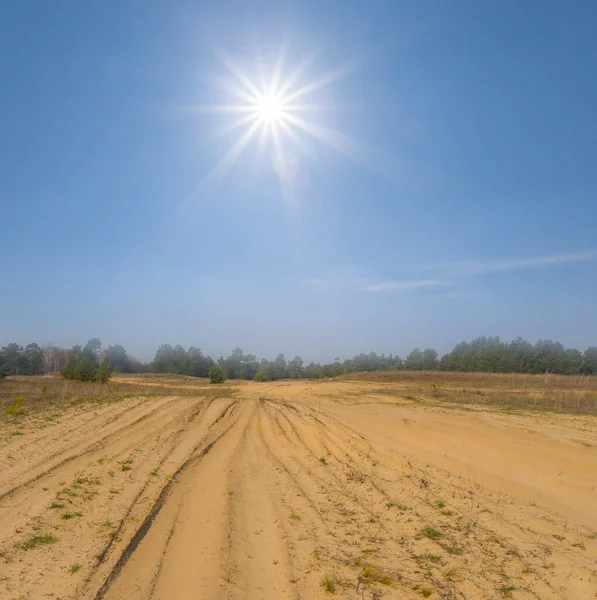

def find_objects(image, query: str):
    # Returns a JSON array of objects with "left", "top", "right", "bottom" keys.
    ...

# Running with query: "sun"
[
  {"left": 183, "top": 48, "right": 384, "bottom": 199},
  {"left": 255, "top": 93, "right": 285, "bottom": 124}
]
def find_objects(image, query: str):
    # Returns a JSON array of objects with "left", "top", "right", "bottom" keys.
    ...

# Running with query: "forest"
[{"left": 1, "top": 336, "right": 597, "bottom": 382}]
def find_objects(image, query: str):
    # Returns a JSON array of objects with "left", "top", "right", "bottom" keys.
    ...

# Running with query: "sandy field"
[{"left": 1, "top": 375, "right": 596, "bottom": 599}]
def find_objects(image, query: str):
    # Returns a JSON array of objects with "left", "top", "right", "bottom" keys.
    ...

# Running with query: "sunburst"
[{"left": 182, "top": 47, "right": 392, "bottom": 204}]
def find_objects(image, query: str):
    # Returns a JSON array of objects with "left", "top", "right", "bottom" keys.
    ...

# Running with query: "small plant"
[
  {"left": 412, "top": 585, "right": 433, "bottom": 598},
  {"left": 420, "top": 525, "right": 442, "bottom": 539},
  {"left": 61, "top": 511, "right": 82, "bottom": 520},
  {"left": 49, "top": 501, "right": 64, "bottom": 509},
  {"left": 69, "top": 563, "right": 81, "bottom": 574},
  {"left": 358, "top": 564, "right": 394, "bottom": 586},
  {"left": 321, "top": 575, "right": 336, "bottom": 594},
  {"left": 11, "top": 431, "right": 24, "bottom": 436},
  {"left": 41, "top": 385, "right": 48, "bottom": 395},
  {"left": 5, "top": 397, "right": 25, "bottom": 416},
  {"left": 319, "top": 456, "right": 327, "bottom": 465},
  {"left": 21, "top": 533, "right": 56, "bottom": 549},
  {"left": 420, "top": 553, "right": 441, "bottom": 563},
  {"left": 289, "top": 512, "right": 301, "bottom": 521},
  {"left": 119, "top": 458, "right": 133, "bottom": 472},
  {"left": 435, "top": 500, "right": 446, "bottom": 509},
  {"left": 499, "top": 585, "right": 516, "bottom": 597},
  {"left": 150, "top": 470, "right": 158, "bottom": 477}
]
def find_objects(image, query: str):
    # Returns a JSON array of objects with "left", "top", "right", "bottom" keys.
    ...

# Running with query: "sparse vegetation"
[
  {"left": 289, "top": 512, "right": 301, "bottom": 521},
  {"left": 420, "top": 525, "right": 442, "bottom": 539},
  {"left": 21, "top": 534, "right": 56, "bottom": 549},
  {"left": 60, "top": 511, "right": 82, "bottom": 520},
  {"left": 69, "top": 563, "right": 81, "bottom": 574}
]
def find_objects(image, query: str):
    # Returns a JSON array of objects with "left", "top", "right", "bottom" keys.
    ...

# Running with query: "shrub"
[
  {"left": 209, "top": 364, "right": 227, "bottom": 384},
  {"left": 254, "top": 369, "right": 268, "bottom": 382},
  {"left": 93, "top": 362, "right": 112, "bottom": 384},
  {"left": 6, "top": 396, "right": 25, "bottom": 416}
]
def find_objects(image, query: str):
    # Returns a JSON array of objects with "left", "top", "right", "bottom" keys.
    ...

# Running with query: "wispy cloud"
[
  {"left": 300, "top": 250, "right": 595, "bottom": 294},
  {"left": 362, "top": 279, "right": 448, "bottom": 292},
  {"left": 423, "top": 250, "right": 596, "bottom": 278}
]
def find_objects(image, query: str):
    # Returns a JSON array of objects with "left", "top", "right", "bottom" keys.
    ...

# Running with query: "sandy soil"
[{"left": 1, "top": 379, "right": 596, "bottom": 599}]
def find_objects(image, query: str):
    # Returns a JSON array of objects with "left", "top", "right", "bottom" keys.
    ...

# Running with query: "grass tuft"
[
  {"left": 21, "top": 533, "right": 56, "bottom": 549},
  {"left": 420, "top": 525, "right": 442, "bottom": 539},
  {"left": 60, "top": 511, "right": 82, "bottom": 520}
]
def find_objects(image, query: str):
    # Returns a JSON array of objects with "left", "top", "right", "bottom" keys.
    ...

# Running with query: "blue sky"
[{"left": 1, "top": 1, "right": 596, "bottom": 362}]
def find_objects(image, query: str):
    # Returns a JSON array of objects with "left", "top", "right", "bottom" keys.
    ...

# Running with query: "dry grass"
[
  {"left": 0, "top": 373, "right": 236, "bottom": 419},
  {"left": 340, "top": 370, "right": 597, "bottom": 414}
]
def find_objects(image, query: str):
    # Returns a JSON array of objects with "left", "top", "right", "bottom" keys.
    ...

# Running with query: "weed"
[
  {"left": 321, "top": 575, "right": 336, "bottom": 594},
  {"left": 319, "top": 456, "right": 327, "bottom": 465},
  {"left": 56, "top": 487, "right": 78, "bottom": 497},
  {"left": 10, "top": 431, "right": 23, "bottom": 436},
  {"left": 21, "top": 533, "right": 56, "bottom": 549},
  {"left": 444, "top": 568, "right": 459, "bottom": 581},
  {"left": 572, "top": 541, "right": 586, "bottom": 550},
  {"left": 5, "top": 397, "right": 25, "bottom": 416},
  {"left": 69, "top": 563, "right": 81, "bottom": 574},
  {"left": 499, "top": 585, "right": 516, "bottom": 597},
  {"left": 289, "top": 512, "right": 301, "bottom": 521},
  {"left": 97, "top": 457, "right": 105, "bottom": 464},
  {"left": 420, "top": 525, "right": 442, "bottom": 539},
  {"left": 435, "top": 500, "right": 446, "bottom": 509},
  {"left": 49, "top": 502, "right": 64, "bottom": 509},
  {"left": 60, "top": 511, "right": 82, "bottom": 520},
  {"left": 444, "top": 545, "right": 463, "bottom": 555},
  {"left": 119, "top": 458, "right": 133, "bottom": 472},
  {"left": 150, "top": 470, "right": 158, "bottom": 477},
  {"left": 101, "top": 521, "right": 113, "bottom": 528},
  {"left": 420, "top": 553, "right": 441, "bottom": 563},
  {"left": 358, "top": 563, "right": 394, "bottom": 586},
  {"left": 412, "top": 585, "right": 433, "bottom": 598}
]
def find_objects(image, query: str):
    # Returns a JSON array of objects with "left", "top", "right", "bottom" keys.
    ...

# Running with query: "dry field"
[{"left": 1, "top": 372, "right": 596, "bottom": 599}]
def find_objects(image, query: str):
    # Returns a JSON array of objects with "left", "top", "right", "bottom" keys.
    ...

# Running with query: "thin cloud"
[
  {"left": 300, "top": 251, "right": 595, "bottom": 294},
  {"left": 425, "top": 250, "right": 596, "bottom": 277},
  {"left": 362, "top": 279, "right": 448, "bottom": 292}
]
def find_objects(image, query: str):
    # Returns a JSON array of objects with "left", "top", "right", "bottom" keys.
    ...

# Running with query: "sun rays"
[{"left": 180, "top": 46, "right": 394, "bottom": 206}]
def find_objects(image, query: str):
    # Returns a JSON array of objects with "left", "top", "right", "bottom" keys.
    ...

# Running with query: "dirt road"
[{"left": 1, "top": 380, "right": 596, "bottom": 599}]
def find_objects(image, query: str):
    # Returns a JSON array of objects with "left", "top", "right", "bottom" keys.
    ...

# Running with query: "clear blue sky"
[{"left": 1, "top": 1, "right": 596, "bottom": 362}]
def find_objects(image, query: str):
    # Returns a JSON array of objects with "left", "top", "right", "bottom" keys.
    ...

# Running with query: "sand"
[{"left": 1, "top": 378, "right": 596, "bottom": 599}]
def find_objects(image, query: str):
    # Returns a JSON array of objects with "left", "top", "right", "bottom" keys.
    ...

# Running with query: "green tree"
[
  {"left": 105, "top": 345, "right": 129, "bottom": 372},
  {"left": 93, "top": 361, "right": 113, "bottom": 383},
  {"left": 209, "top": 364, "right": 227, "bottom": 384},
  {"left": 254, "top": 369, "right": 268, "bottom": 382},
  {"left": 405, "top": 348, "right": 424, "bottom": 370}
]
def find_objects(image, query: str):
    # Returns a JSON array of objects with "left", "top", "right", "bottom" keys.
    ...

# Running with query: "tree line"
[{"left": 1, "top": 336, "right": 597, "bottom": 382}]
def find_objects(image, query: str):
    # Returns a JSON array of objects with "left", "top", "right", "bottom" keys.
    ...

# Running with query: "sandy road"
[{"left": 1, "top": 381, "right": 596, "bottom": 599}]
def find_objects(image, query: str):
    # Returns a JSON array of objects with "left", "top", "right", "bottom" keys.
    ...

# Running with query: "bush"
[
  {"left": 208, "top": 364, "right": 227, "bottom": 384},
  {"left": 254, "top": 369, "right": 268, "bottom": 382},
  {"left": 6, "top": 396, "right": 25, "bottom": 416},
  {"left": 93, "top": 362, "right": 112, "bottom": 384}
]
